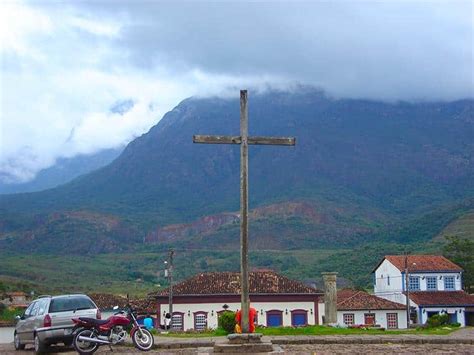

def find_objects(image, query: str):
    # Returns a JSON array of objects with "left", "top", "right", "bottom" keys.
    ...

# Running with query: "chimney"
[{"left": 322, "top": 272, "right": 338, "bottom": 325}]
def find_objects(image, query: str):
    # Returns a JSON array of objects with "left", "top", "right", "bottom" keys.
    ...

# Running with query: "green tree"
[{"left": 443, "top": 236, "right": 474, "bottom": 292}]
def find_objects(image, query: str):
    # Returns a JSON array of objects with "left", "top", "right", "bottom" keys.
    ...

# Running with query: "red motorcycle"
[{"left": 72, "top": 304, "right": 154, "bottom": 354}]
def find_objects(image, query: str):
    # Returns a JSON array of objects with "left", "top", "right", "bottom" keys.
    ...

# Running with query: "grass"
[{"left": 157, "top": 325, "right": 458, "bottom": 337}]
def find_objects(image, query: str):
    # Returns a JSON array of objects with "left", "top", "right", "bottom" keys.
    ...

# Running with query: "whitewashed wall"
[
  {"left": 374, "top": 259, "right": 403, "bottom": 297},
  {"left": 375, "top": 259, "right": 462, "bottom": 295},
  {"left": 406, "top": 273, "right": 462, "bottom": 291},
  {"left": 159, "top": 301, "right": 316, "bottom": 330},
  {"left": 318, "top": 302, "right": 324, "bottom": 325},
  {"left": 337, "top": 310, "right": 407, "bottom": 329}
]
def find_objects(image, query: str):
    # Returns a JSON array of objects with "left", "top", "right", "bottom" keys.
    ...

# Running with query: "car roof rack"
[{"left": 37, "top": 295, "right": 52, "bottom": 299}]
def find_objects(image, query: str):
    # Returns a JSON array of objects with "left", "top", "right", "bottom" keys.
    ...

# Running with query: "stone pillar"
[{"left": 322, "top": 272, "right": 338, "bottom": 326}]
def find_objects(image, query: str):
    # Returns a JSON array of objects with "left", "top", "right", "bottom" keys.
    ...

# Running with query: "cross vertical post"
[
  {"left": 240, "top": 90, "right": 250, "bottom": 332},
  {"left": 193, "top": 90, "right": 295, "bottom": 334}
]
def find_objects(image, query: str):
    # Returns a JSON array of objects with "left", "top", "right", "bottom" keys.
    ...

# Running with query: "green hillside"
[{"left": 0, "top": 89, "right": 473, "bottom": 293}]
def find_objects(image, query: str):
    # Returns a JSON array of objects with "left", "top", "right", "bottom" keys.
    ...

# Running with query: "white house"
[
  {"left": 153, "top": 270, "right": 322, "bottom": 330},
  {"left": 317, "top": 290, "right": 407, "bottom": 329},
  {"left": 373, "top": 255, "right": 474, "bottom": 326},
  {"left": 336, "top": 289, "right": 407, "bottom": 329}
]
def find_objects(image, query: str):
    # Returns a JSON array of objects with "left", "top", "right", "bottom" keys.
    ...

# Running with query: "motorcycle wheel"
[
  {"left": 73, "top": 329, "right": 99, "bottom": 355},
  {"left": 132, "top": 328, "right": 154, "bottom": 351}
]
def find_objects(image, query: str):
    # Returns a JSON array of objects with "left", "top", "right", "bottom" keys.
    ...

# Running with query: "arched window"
[
  {"left": 193, "top": 311, "right": 208, "bottom": 331},
  {"left": 171, "top": 312, "right": 184, "bottom": 331},
  {"left": 266, "top": 310, "right": 283, "bottom": 327},
  {"left": 291, "top": 309, "right": 308, "bottom": 327}
]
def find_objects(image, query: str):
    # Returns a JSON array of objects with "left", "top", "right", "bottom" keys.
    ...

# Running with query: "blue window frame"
[
  {"left": 409, "top": 276, "right": 420, "bottom": 291},
  {"left": 291, "top": 310, "right": 308, "bottom": 326},
  {"left": 267, "top": 311, "right": 283, "bottom": 327},
  {"left": 426, "top": 276, "right": 437, "bottom": 290},
  {"left": 444, "top": 276, "right": 455, "bottom": 290}
]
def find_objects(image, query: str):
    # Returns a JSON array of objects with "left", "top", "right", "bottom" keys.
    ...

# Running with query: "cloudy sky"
[{"left": 0, "top": 0, "right": 472, "bottom": 184}]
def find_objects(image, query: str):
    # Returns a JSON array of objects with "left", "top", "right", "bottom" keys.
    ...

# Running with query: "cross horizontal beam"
[{"left": 193, "top": 135, "right": 295, "bottom": 146}]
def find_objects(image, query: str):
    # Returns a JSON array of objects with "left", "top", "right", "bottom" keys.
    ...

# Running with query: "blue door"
[
  {"left": 292, "top": 313, "right": 306, "bottom": 326},
  {"left": 267, "top": 313, "right": 282, "bottom": 327},
  {"left": 448, "top": 313, "right": 457, "bottom": 324}
]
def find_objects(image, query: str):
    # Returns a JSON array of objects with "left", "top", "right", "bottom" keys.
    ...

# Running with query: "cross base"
[
  {"left": 214, "top": 333, "right": 275, "bottom": 353},
  {"left": 227, "top": 333, "right": 263, "bottom": 343}
]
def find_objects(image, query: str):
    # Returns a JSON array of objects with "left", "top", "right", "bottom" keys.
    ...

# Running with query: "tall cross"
[{"left": 193, "top": 90, "right": 295, "bottom": 333}]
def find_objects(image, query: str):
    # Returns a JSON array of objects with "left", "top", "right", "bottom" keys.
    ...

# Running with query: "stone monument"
[{"left": 322, "top": 272, "right": 338, "bottom": 326}]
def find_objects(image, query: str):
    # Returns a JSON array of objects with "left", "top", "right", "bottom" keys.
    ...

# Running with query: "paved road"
[
  {"left": 2, "top": 343, "right": 474, "bottom": 354},
  {"left": 2, "top": 328, "right": 473, "bottom": 354}
]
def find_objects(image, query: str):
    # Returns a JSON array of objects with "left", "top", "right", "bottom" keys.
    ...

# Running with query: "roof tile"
[
  {"left": 154, "top": 270, "right": 319, "bottom": 296},
  {"left": 337, "top": 289, "right": 405, "bottom": 310},
  {"left": 384, "top": 255, "right": 462, "bottom": 272},
  {"left": 408, "top": 291, "right": 474, "bottom": 307}
]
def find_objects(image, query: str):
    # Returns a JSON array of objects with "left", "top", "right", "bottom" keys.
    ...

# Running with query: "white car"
[{"left": 14, "top": 294, "right": 100, "bottom": 354}]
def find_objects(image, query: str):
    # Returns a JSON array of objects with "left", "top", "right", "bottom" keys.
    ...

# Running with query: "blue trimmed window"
[
  {"left": 409, "top": 276, "right": 420, "bottom": 291},
  {"left": 444, "top": 276, "right": 455, "bottom": 290},
  {"left": 266, "top": 310, "right": 283, "bottom": 327},
  {"left": 426, "top": 276, "right": 437, "bottom": 290}
]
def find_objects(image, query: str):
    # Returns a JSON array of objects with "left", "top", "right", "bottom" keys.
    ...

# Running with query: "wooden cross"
[{"left": 193, "top": 90, "right": 295, "bottom": 333}]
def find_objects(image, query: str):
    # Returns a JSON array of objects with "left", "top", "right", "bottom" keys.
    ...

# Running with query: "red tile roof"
[
  {"left": 408, "top": 291, "right": 474, "bottom": 307},
  {"left": 154, "top": 271, "right": 320, "bottom": 296},
  {"left": 89, "top": 293, "right": 158, "bottom": 314},
  {"left": 89, "top": 293, "right": 128, "bottom": 310},
  {"left": 337, "top": 289, "right": 405, "bottom": 311},
  {"left": 380, "top": 255, "right": 462, "bottom": 272}
]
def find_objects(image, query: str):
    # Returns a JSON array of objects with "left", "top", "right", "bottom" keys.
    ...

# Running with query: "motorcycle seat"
[{"left": 79, "top": 317, "right": 109, "bottom": 325}]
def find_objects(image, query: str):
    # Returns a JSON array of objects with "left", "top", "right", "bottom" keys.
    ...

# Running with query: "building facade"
[
  {"left": 336, "top": 289, "right": 407, "bottom": 329},
  {"left": 153, "top": 270, "right": 322, "bottom": 331},
  {"left": 317, "top": 289, "right": 407, "bottom": 329},
  {"left": 373, "top": 255, "right": 474, "bottom": 326}
]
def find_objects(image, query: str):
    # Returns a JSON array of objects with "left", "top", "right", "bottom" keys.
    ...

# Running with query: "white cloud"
[
  {"left": 0, "top": 1, "right": 472, "bottom": 184},
  {"left": 0, "top": 1, "right": 53, "bottom": 57},
  {"left": 68, "top": 16, "right": 120, "bottom": 37}
]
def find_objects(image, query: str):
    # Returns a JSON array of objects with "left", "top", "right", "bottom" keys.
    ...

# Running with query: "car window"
[
  {"left": 37, "top": 299, "right": 49, "bottom": 316},
  {"left": 31, "top": 301, "right": 40, "bottom": 317},
  {"left": 24, "top": 302, "right": 35, "bottom": 317},
  {"left": 49, "top": 296, "right": 96, "bottom": 313}
]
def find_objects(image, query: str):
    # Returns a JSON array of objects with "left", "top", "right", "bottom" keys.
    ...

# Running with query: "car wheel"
[
  {"left": 14, "top": 332, "right": 25, "bottom": 350},
  {"left": 34, "top": 333, "right": 48, "bottom": 354}
]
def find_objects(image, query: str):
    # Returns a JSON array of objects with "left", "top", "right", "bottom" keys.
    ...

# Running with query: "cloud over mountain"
[{"left": 1, "top": 1, "right": 472, "bottom": 183}]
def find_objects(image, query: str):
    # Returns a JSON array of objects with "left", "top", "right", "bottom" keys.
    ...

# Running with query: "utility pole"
[
  {"left": 404, "top": 252, "right": 410, "bottom": 328},
  {"left": 166, "top": 249, "right": 174, "bottom": 329}
]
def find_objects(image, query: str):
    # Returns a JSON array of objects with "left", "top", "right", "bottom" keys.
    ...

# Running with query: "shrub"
[
  {"left": 0, "top": 303, "right": 6, "bottom": 314},
  {"left": 426, "top": 314, "right": 449, "bottom": 328},
  {"left": 218, "top": 311, "right": 236, "bottom": 334}
]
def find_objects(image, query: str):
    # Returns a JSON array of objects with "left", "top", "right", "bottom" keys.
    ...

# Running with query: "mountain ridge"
[{"left": 1, "top": 88, "right": 473, "bottom": 254}]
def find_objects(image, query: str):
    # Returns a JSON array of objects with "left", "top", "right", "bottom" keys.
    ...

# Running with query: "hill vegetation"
[{"left": 0, "top": 89, "right": 472, "bottom": 293}]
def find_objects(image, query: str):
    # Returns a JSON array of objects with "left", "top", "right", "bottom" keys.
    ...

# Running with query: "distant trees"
[{"left": 443, "top": 236, "right": 474, "bottom": 293}]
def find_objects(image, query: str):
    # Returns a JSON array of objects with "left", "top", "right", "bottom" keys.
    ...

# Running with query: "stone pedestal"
[
  {"left": 214, "top": 333, "right": 274, "bottom": 353},
  {"left": 322, "top": 272, "right": 338, "bottom": 326}
]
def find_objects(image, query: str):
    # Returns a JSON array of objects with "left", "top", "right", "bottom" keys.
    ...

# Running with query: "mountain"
[
  {"left": 0, "top": 88, "right": 473, "bottom": 290},
  {"left": 0, "top": 147, "right": 123, "bottom": 194}
]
